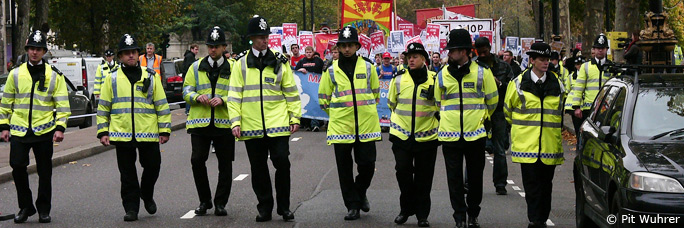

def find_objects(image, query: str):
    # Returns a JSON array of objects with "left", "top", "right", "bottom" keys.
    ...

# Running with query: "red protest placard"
[
  {"left": 299, "top": 34, "right": 314, "bottom": 49},
  {"left": 370, "top": 31, "right": 386, "bottom": 55},
  {"left": 358, "top": 34, "right": 372, "bottom": 57},
  {"left": 398, "top": 23, "right": 414, "bottom": 38},
  {"left": 283, "top": 23, "right": 298, "bottom": 53},
  {"left": 425, "top": 23, "right": 440, "bottom": 52},
  {"left": 268, "top": 34, "right": 282, "bottom": 51}
]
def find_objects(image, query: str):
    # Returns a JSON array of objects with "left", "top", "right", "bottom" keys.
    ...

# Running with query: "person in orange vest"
[{"left": 139, "top": 43, "right": 162, "bottom": 75}]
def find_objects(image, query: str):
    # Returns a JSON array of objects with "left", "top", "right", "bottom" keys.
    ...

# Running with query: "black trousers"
[
  {"left": 486, "top": 110, "right": 510, "bottom": 188},
  {"left": 443, "top": 138, "right": 486, "bottom": 222},
  {"left": 191, "top": 134, "right": 235, "bottom": 207},
  {"left": 521, "top": 160, "right": 557, "bottom": 223},
  {"left": 244, "top": 136, "right": 291, "bottom": 214},
  {"left": 392, "top": 139, "right": 438, "bottom": 220},
  {"left": 333, "top": 141, "right": 376, "bottom": 210},
  {"left": 10, "top": 138, "right": 53, "bottom": 214},
  {"left": 115, "top": 142, "right": 161, "bottom": 213}
]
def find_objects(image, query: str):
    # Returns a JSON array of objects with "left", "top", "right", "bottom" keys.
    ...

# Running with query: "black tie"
[
  {"left": 536, "top": 79, "right": 545, "bottom": 97},
  {"left": 212, "top": 61, "right": 217, "bottom": 69}
]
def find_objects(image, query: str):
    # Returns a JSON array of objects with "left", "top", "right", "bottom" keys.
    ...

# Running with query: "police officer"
[
  {"left": 566, "top": 34, "right": 612, "bottom": 140},
  {"left": 96, "top": 34, "right": 171, "bottom": 221},
  {"left": 504, "top": 42, "right": 565, "bottom": 228},
  {"left": 473, "top": 37, "right": 514, "bottom": 195},
  {"left": 94, "top": 49, "right": 117, "bottom": 103},
  {"left": 183, "top": 26, "right": 234, "bottom": 217},
  {"left": 387, "top": 42, "right": 439, "bottom": 227},
  {"left": 564, "top": 56, "right": 585, "bottom": 137},
  {"left": 434, "top": 29, "right": 498, "bottom": 228},
  {"left": 549, "top": 51, "right": 570, "bottom": 97},
  {"left": 318, "top": 25, "right": 381, "bottom": 221},
  {"left": 227, "top": 15, "right": 300, "bottom": 222},
  {"left": 0, "top": 30, "right": 71, "bottom": 224}
]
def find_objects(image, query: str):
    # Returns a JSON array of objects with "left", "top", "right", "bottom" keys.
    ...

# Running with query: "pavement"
[{"left": 0, "top": 109, "right": 188, "bottom": 184}]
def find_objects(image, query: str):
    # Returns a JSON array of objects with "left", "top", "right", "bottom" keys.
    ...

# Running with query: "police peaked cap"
[
  {"left": 337, "top": 26, "right": 360, "bottom": 45},
  {"left": 445, "top": 29, "right": 473, "bottom": 50},
  {"left": 593, "top": 33, "right": 609, "bottom": 48},
  {"left": 104, "top": 49, "right": 115, "bottom": 56},
  {"left": 207, "top": 26, "right": 227, "bottom": 46},
  {"left": 25, "top": 30, "right": 48, "bottom": 51},
  {"left": 526, "top": 42, "right": 552, "bottom": 58},
  {"left": 246, "top": 15, "right": 270, "bottom": 38},
  {"left": 403, "top": 42, "right": 429, "bottom": 62},
  {"left": 117, "top": 34, "right": 141, "bottom": 54}
]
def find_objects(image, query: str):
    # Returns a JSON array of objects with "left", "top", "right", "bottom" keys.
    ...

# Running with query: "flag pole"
[{"left": 393, "top": 0, "right": 397, "bottom": 31}]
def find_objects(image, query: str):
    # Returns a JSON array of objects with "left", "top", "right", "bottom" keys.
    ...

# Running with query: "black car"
[
  {"left": 574, "top": 67, "right": 684, "bottom": 228},
  {"left": 160, "top": 59, "right": 185, "bottom": 105}
]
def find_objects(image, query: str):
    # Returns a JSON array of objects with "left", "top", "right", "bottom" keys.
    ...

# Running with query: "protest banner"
[
  {"left": 358, "top": 33, "right": 372, "bottom": 57},
  {"left": 377, "top": 78, "right": 391, "bottom": 127},
  {"left": 425, "top": 23, "right": 440, "bottom": 52},
  {"left": 478, "top": 30, "right": 493, "bottom": 47},
  {"left": 314, "top": 33, "right": 338, "bottom": 58},
  {"left": 370, "top": 31, "right": 386, "bottom": 56},
  {"left": 405, "top": 35, "right": 423, "bottom": 47},
  {"left": 505, "top": 36, "right": 519, "bottom": 56},
  {"left": 398, "top": 23, "right": 414, "bottom": 37},
  {"left": 299, "top": 34, "right": 314, "bottom": 50},
  {"left": 268, "top": 34, "right": 282, "bottom": 51},
  {"left": 389, "top": 31, "right": 405, "bottom": 53},
  {"left": 283, "top": 23, "right": 298, "bottom": 54},
  {"left": 293, "top": 72, "right": 329, "bottom": 121},
  {"left": 342, "top": 0, "right": 393, "bottom": 35},
  {"left": 270, "top": 27, "right": 283, "bottom": 35}
]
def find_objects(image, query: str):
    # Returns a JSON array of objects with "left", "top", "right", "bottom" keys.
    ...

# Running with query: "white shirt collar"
[
  {"left": 252, "top": 48, "right": 267, "bottom": 58},
  {"left": 207, "top": 56, "right": 225, "bottom": 67},
  {"left": 28, "top": 60, "right": 43, "bottom": 66},
  {"left": 108, "top": 60, "right": 115, "bottom": 66},
  {"left": 531, "top": 70, "right": 546, "bottom": 83},
  {"left": 595, "top": 57, "right": 606, "bottom": 65}
]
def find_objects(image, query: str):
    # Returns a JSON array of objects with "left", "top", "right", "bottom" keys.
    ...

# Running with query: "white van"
[{"left": 49, "top": 57, "right": 103, "bottom": 107}]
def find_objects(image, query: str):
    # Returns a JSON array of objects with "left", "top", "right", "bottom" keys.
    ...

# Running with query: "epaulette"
[
  {"left": 145, "top": 68, "right": 156, "bottom": 76},
  {"left": 274, "top": 51, "right": 289, "bottom": 64},
  {"left": 361, "top": 56, "right": 373, "bottom": 63},
  {"left": 474, "top": 59, "right": 490, "bottom": 69},
  {"left": 110, "top": 65, "right": 119, "bottom": 73},
  {"left": 50, "top": 65, "right": 64, "bottom": 76},
  {"left": 236, "top": 50, "right": 248, "bottom": 60},
  {"left": 393, "top": 69, "right": 406, "bottom": 78}
]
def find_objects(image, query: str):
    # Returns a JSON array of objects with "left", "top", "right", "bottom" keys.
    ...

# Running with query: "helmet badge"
[
  {"left": 259, "top": 18, "right": 267, "bottom": 30},
  {"left": 33, "top": 30, "right": 42, "bottom": 43},
  {"left": 211, "top": 29, "right": 220, "bottom": 41},
  {"left": 124, "top": 34, "right": 134, "bottom": 46},
  {"left": 343, "top": 28, "right": 351, "bottom": 38},
  {"left": 598, "top": 36, "right": 605, "bottom": 45}
]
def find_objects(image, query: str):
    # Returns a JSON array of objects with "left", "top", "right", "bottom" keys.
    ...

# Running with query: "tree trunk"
[
  {"left": 559, "top": 0, "right": 571, "bottom": 57},
  {"left": 614, "top": 0, "right": 640, "bottom": 63},
  {"left": 531, "top": 0, "right": 540, "bottom": 39},
  {"left": 34, "top": 0, "right": 50, "bottom": 32},
  {"left": 0, "top": 0, "right": 5, "bottom": 72},
  {"left": 582, "top": 0, "right": 605, "bottom": 58},
  {"left": 13, "top": 0, "right": 30, "bottom": 62}
]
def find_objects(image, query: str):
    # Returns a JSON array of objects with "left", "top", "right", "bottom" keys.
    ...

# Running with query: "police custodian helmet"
[
  {"left": 246, "top": 15, "right": 270, "bottom": 38},
  {"left": 403, "top": 42, "right": 429, "bottom": 62},
  {"left": 207, "top": 26, "right": 227, "bottom": 46},
  {"left": 526, "top": 42, "right": 552, "bottom": 58},
  {"left": 445, "top": 29, "right": 473, "bottom": 50},
  {"left": 337, "top": 26, "right": 360, "bottom": 45},
  {"left": 117, "top": 34, "right": 140, "bottom": 54},
  {"left": 104, "top": 49, "right": 115, "bottom": 56},
  {"left": 26, "top": 30, "right": 48, "bottom": 51},
  {"left": 593, "top": 33, "right": 609, "bottom": 49}
]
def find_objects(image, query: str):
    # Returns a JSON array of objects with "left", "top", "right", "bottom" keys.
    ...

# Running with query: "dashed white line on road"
[
  {"left": 486, "top": 156, "right": 493, "bottom": 160},
  {"left": 507, "top": 180, "right": 514, "bottom": 184},
  {"left": 519, "top": 192, "right": 525, "bottom": 197},
  {"left": 489, "top": 161, "right": 493, "bottom": 164},
  {"left": 234, "top": 174, "right": 249, "bottom": 181},
  {"left": 512, "top": 186, "right": 521, "bottom": 191},
  {"left": 180, "top": 210, "right": 196, "bottom": 219},
  {"left": 291, "top": 137, "right": 301, "bottom": 142},
  {"left": 546, "top": 219, "right": 555, "bottom": 226}
]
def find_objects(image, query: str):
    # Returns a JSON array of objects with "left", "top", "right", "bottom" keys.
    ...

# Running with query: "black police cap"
[
  {"left": 550, "top": 51, "right": 560, "bottom": 60},
  {"left": 474, "top": 37, "right": 491, "bottom": 48},
  {"left": 593, "top": 33, "right": 609, "bottom": 48},
  {"left": 246, "top": 15, "right": 270, "bottom": 38},
  {"left": 104, "top": 49, "right": 115, "bottom": 56},
  {"left": 337, "top": 26, "right": 360, "bottom": 45},
  {"left": 207, "top": 26, "right": 227, "bottom": 46},
  {"left": 402, "top": 42, "right": 429, "bottom": 62},
  {"left": 526, "top": 42, "right": 552, "bottom": 58},
  {"left": 445, "top": 29, "right": 473, "bottom": 50},
  {"left": 117, "top": 34, "right": 140, "bottom": 54},
  {"left": 25, "top": 30, "right": 48, "bottom": 51}
]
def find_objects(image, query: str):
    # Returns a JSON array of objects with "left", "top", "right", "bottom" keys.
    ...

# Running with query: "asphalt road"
[{"left": 0, "top": 129, "right": 578, "bottom": 227}]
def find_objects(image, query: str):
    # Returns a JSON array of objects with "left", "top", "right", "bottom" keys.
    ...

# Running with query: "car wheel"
[
  {"left": 79, "top": 106, "right": 93, "bottom": 129},
  {"left": 610, "top": 190, "right": 622, "bottom": 228},
  {"left": 575, "top": 170, "right": 599, "bottom": 228}
]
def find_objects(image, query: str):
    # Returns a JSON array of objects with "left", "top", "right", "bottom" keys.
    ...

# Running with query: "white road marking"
[
  {"left": 512, "top": 186, "right": 521, "bottom": 191},
  {"left": 486, "top": 156, "right": 493, "bottom": 160},
  {"left": 489, "top": 161, "right": 493, "bottom": 164},
  {"left": 234, "top": 174, "right": 249, "bottom": 181},
  {"left": 546, "top": 219, "right": 555, "bottom": 226},
  {"left": 291, "top": 137, "right": 301, "bottom": 142},
  {"left": 519, "top": 192, "right": 525, "bottom": 197},
  {"left": 180, "top": 210, "right": 196, "bottom": 219},
  {"left": 507, "top": 180, "right": 514, "bottom": 184}
]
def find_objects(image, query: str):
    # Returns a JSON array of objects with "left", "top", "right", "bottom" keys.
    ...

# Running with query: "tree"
[
  {"left": 13, "top": 0, "right": 30, "bottom": 62},
  {"left": 33, "top": 0, "right": 49, "bottom": 33},
  {"left": 581, "top": 0, "right": 604, "bottom": 58}
]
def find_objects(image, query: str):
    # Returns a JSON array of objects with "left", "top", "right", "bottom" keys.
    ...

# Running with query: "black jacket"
[{"left": 182, "top": 50, "right": 196, "bottom": 77}]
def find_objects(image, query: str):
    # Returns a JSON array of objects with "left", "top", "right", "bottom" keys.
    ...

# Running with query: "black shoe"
[
  {"left": 255, "top": 211, "right": 272, "bottom": 222},
  {"left": 214, "top": 205, "right": 227, "bottom": 216},
  {"left": 277, "top": 210, "right": 294, "bottom": 221},
  {"left": 394, "top": 213, "right": 409, "bottom": 224},
  {"left": 194, "top": 202, "right": 213, "bottom": 216},
  {"left": 528, "top": 221, "right": 548, "bottom": 228},
  {"left": 454, "top": 220, "right": 465, "bottom": 228},
  {"left": 496, "top": 186, "right": 508, "bottom": 195},
  {"left": 418, "top": 219, "right": 430, "bottom": 227},
  {"left": 468, "top": 216, "right": 481, "bottom": 228},
  {"left": 144, "top": 199, "right": 157, "bottom": 214},
  {"left": 123, "top": 211, "right": 138, "bottom": 222},
  {"left": 360, "top": 197, "right": 370, "bottom": 212},
  {"left": 344, "top": 209, "right": 360, "bottom": 220},
  {"left": 13, "top": 208, "right": 36, "bottom": 223},
  {"left": 38, "top": 213, "right": 51, "bottom": 223}
]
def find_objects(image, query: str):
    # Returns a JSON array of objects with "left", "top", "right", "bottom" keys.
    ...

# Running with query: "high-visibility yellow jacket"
[
  {"left": 94, "top": 61, "right": 116, "bottom": 96},
  {"left": 564, "top": 71, "right": 578, "bottom": 111},
  {"left": 388, "top": 68, "right": 439, "bottom": 142},
  {"left": 318, "top": 57, "right": 381, "bottom": 145},
  {"left": 183, "top": 57, "right": 233, "bottom": 130},
  {"left": 0, "top": 63, "right": 71, "bottom": 136},
  {"left": 139, "top": 54, "right": 162, "bottom": 75},
  {"left": 227, "top": 49, "right": 301, "bottom": 140},
  {"left": 566, "top": 59, "right": 613, "bottom": 111},
  {"left": 96, "top": 66, "right": 171, "bottom": 142},
  {"left": 434, "top": 61, "right": 498, "bottom": 142},
  {"left": 554, "top": 62, "right": 571, "bottom": 97},
  {"left": 504, "top": 70, "right": 565, "bottom": 165}
]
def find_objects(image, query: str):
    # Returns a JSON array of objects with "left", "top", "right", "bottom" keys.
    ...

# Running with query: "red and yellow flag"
[{"left": 342, "top": 0, "right": 393, "bottom": 35}]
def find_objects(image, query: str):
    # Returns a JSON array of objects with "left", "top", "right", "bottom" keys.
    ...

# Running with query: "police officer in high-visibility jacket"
[
  {"left": 0, "top": 30, "right": 70, "bottom": 224},
  {"left": 97, "top": 34, "right": 171, "bottom": 222},
  {"left": 504, "top": 42, "right": 565, "bottom": 228},
  {"left": 227, "top": 15, "right": 300, "bottom": 222},
  {"left": 387, "top": 42, "right": 439, "bottom": 227},
  {"left": 318, "top": 25, "right": 381, "bottom": 221},
  {"left": 434, "top": 29, "right": 498, "bottom": 228},
  {"left": 549, "top": 51, "right": 570, "bottom": 97},
  {"left": 183, "top": 26, "right": 234, "bottom": 217},
  {"left": 566, "top": 34, "right": 612, "bottom": 139},
  {"left": 94, "top": 49, "right": 117, "bottom": 102}
]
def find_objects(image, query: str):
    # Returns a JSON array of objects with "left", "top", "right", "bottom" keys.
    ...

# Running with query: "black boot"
[{"left": 344, "top": 209, "right": 360, "bottom": 220}]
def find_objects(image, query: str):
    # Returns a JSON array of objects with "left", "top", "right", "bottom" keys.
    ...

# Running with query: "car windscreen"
[{"left": 632, "top": 87, "right": 684, "bottom": 139}]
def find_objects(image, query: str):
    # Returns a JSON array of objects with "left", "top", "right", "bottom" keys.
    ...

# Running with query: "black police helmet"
[
  {"left": 445, "top": 29, "right": 473, "bottom": 50},
  {"left": 402, "top": 42, "right": 429, "bottom": 62},
  {"left": 117, "top": 34, "right": 140, "bottom": 54},
  {"left": 207, "top": 26, "right": 227, "bottom": 46},
  {"left": 593, "top": 33, "right": 609, "bottom": 48},
  {"left": 574, "top": 56, "right": 585, "bottom": 65},
  {"left": 246, "top": 15, "right": 270, "bottom": 38},
  {"left": 474, "top": 37, "right": 491, "bottom": 48},
  {"left": 25, "top": 30, "right": 48, "bottom": 51},
  {"left": 337, "top": 26, "right": 360, "bottom": 46},
  {"left": 550, "top": 51, "right": 560, "bottom": 60},
  {"left": 104, "top": 49, "right": 115, "bottom": 56},
  {"left": 526, "top": 42, "right": 552, "bottom": 58}
]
